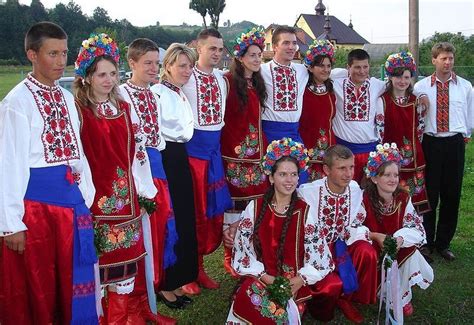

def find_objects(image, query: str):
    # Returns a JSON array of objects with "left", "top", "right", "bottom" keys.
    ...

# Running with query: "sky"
[{"left": 21, "top": 0, "right": 474, "bottom": 43}]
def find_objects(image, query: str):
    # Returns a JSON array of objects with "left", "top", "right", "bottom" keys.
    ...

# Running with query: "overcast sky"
[{"left": 22, "top": 0, "right": 474, "bottom": 43}]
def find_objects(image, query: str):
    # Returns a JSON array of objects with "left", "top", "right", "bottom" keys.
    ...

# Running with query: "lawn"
[{"left": 1, "top": 67, "right": 473, "bottom": 324}]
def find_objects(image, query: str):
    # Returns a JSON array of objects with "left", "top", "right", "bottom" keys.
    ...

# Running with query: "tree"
[
  {"left": 207, "top": 0, "right": 226, "bottom": 29},
  {"left": 189, "top": 0, "right": 208, "bottom": 28},
  {"left": 29, "top": 0, "right": 48, "bottom": 22},
  {"left": 92, "top": 7, "right": 112, "bottom": 28}
]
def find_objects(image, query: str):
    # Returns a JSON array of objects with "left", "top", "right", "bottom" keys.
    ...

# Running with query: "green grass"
[
  {"left": 1, "top": 66, "right": 473, "bottom": 324},
  {"left": 159, "top": 144, "right": 474, "bottom": 324}
]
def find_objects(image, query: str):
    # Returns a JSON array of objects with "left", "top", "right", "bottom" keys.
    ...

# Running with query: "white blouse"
[
  {"left": 182, "top": 66, "right": 228, "bottom": 131},
  {"left": 260, "top": 60, "right": 309, "bottom": 122},
  {"left": 0, "top": 75, "right": 95, "bottom": 236},
  {"left": 150, "top": 81, "right": 194, "bottom": 143}
]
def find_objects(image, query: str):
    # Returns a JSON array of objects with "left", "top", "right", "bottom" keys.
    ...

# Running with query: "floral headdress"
[
  {"left": 303, "top": 40, "right": 335, "bottom": 67},
  {"left": 232, "top": 27, "right": 266, "bottom": 58},
  {"left": 384, "top": 51, "right": 417, "bottom": 77},
  {"left": 261, "top": 138, "right": 309, "bottom": 175},
  {"left": 364, "top": 143, "right": 402, "bottom": 177},
  {"left": 75, "top": 33, "right": 120, "bottom": 78}
]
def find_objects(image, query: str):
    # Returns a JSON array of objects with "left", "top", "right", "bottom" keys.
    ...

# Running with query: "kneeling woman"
[
  {"left": 227, "top": 138, "right": 332, "bottom": 324},
  {"left": 363, "top": 143, "right": 433, "bottom": 317}
]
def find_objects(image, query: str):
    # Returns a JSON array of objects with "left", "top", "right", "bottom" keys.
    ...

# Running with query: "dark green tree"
[
  {"left": 29, "top": 0, "right": 48, "bottom": 22},
  {"left": 189, "top": 0, "right": 208, "bottom": 28},
  {"left": 207, "top": 0, "right": 226, "bottom": 29},
  {"left": 92, "top": 7, "right": 112, "bottom": 28}
]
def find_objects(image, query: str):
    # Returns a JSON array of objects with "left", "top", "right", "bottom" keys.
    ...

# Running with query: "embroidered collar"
[
  {"left": 161, "top": 79, "right": 181, "bottom": 95},
  {"left": 97, "top": 100, "right": 119, "bottom": 117},
  {"left": 430, "top": 72, "right": 457, "bottom": 86},
  {"left": 194, "top": 65, "right": 214, "bottom": 76},
  {"left": 125, "top": 80, "right": 149, "bottom": 91},
  {"left": 394, "top": 96, "right": 409, "bottom": 105},
  {"left": 347, "top": 77, "right": 370, "bottom": 89},
  {"left": 324, "top": 178, "right": 349, "bottom": 197},
  {"left": 27, "top": 73, "right": 59, "bottom": 91},
  {"left": 272, "top": 59, "right": 292, "bottom": 69},
  {"left": 308, "top": 83, "right": 327, "bottom": 94}
]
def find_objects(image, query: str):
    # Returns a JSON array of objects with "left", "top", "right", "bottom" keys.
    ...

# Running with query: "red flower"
[
  {"left": 64, "top": 147, "right": 71, "bottom": 157},
  {"left": 138, "top": 93, "right": 145, "bottom": 101},
  {"left": 46, "top": 133, "right": 54, "bottom": 143},
  {"left": 55, "top": 148, "right": 63, "bottom": 157}
]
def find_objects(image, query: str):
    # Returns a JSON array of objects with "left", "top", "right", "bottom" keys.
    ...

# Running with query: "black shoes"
[
  {"left": 176, "top": 294, "right": 193, "bottom": 305},
  {"left": 437, "top": 248, "right": 456, "bottom": 261},
  {"left": 419, "top": 245, "right": 434, "bottom": 263},
  {"left": 158, "top": 292, "right": 185, "bottom": 309}
]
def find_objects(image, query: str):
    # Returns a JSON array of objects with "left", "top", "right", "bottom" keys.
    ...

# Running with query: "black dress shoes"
[
  {"left": 176, "top": 294, "right": 193, "bottom": 305},
  {"left": 158, "top": 292, "right": 185, "bottom": 309},
  {"left": 438, "top": 248, "right": 455, "bottom": 261}
]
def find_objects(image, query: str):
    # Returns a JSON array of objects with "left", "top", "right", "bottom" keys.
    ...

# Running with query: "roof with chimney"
[{"left": 296, "top": 0, "right": 369, "bottom": 45}]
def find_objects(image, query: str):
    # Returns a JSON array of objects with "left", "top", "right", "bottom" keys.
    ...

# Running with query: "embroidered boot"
[
  {"left": 197, "top": 254, "right": 220, "bottom": 289},
  {"left": 137, "top": 293, "right": 177, "bottom": 325}
]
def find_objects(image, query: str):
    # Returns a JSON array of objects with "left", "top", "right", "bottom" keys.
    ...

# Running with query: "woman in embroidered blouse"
[
  {"left": 362, "top": 143, "right": 433, "bottom": 317},
  {"left": 378, "top": 52, "right": 430, "bottom": 215},
  {"left": 299, "top": 40, "right": 337, "bottom": 182},
  {"left": 73, "top": 33, "right": 157, "bottom": 323},
  {"left": 150, "top": 43, "right": 199, "bottom": 307},
  {"left": 221, "top": 28, "right": 269, "bottom": 277},
  {"left": 226, "top": 138, "right": 332, "bottom": 324}
]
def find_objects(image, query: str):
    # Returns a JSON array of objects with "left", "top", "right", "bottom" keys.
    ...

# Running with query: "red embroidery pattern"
[
  {"left": 194, "top": 68, "right": 223, "bottom": 126},
  {"left": 317, "top": 185, "right": 351, "bottom": 243},
  {"left": 343, "top": 79, "right": 370, "bottom": 121},
  {"left": 435, "top": 80, "right": 449, "bottom": 132},
  {"left": 72, "top": 281, "right": 95, "bottom": 297},
  {"left": 162, "top": 80, "right": 181, "bottom": 95},
  {"left": 25, "top": 75, "right": 80, "bottom": 163},
  {"left": 77, "top": 214, "right": 93, "bottom": 229},
  {"left": 271, "top": 62, "right": 298, "bottom": 111},
  {"left": 123, "top": 82, "right": 161, "bottom": 147}
]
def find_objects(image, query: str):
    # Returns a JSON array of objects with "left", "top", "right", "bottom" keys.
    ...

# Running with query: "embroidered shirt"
[
  {"left": 0, "top": 74, "right": 95, "bottom": 235},
  {"left": 120, "top": 81, "right": 165, "bottom": 150},
  {"left": 182, "top": 66, "right": 227, "bottom": 131},
  {"left": 261, "top": 60, "right": 309, "bottom": 122},
  {"left": 414, "top": 72, "right": 473, "bottom": 138}
]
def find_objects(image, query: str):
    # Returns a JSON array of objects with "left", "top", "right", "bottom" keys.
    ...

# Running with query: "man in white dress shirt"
[{"left": 414, "top": 42, "right": 473, "bottom": 261}]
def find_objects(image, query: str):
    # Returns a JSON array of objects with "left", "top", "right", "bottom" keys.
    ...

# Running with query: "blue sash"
[
  {"left": 25, "top": 166, "right": 98, "bottom": 324},
  {"left": 335, "top": 137, "right": 378, "bottom": 154},
  {"left": 262, "top": 120, "right": 302, "bottom": 143},
  {"left": 186, "top": 129, "right": 232, "bottom": 217},
  {"left": 261, "top": 120, "right": 308, "bottom": 184},
  {"left": 145, "top": 147, "right": 178, "bottom": 269}
]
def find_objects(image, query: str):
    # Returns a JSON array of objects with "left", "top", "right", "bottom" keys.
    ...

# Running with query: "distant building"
[{"left": 263, "top": 0, "right": 369, "bottom": 61}]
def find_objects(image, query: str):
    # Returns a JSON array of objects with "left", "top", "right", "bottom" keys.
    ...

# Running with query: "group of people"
[{"left": 0, "top": 19, "right": 471, "bottom": 325}]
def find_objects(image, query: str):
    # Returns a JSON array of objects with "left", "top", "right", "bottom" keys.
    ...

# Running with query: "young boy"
[
  {"left": 120, "top": 38, "right": 177, "bottom": 325},
  {"left": 0, "top": 22, "right": 98, "bottom": 324}
]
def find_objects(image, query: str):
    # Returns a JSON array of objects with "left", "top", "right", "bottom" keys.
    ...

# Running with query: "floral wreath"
[
  {"left": 364, "top": 143, "right": 402, "bottom": 177},
  {"left": 261, "top": 137, "right": 309, "bottom": 175},
  {"left": 384, "top": 51, "right": 417, "bottom": 77},
  {"left": 232, "top": 27, "right": 266, "bottom": 58},
  {"left": 75, "top": 33, "right": 120, "bottom": 78},
  {"left": 303, "top": 39, "right": 335, "bottom": 67}
]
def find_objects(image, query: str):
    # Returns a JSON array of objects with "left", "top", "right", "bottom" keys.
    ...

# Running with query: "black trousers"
[{"left": 422, "top": 133, "right": 465, "bottom": 250}]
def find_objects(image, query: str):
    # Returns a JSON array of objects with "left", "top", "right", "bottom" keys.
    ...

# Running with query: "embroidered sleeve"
[
  {"left": 375, "top": 97, "right": 385, "bottom": 142},
  {"left": 0, "top": 99, "right": 29, "bottom": 235},
  {"left": 415, "top": 102, "right": 426, "bottom": 142},
  {"left": 131, "top": 128, "right": 157, "bottom": 199},
  {"left": 231, "top": 201, "right": 265, "bottom": 277},
  {"left": 393, "top": 198, "right": 426, "bottom": 247},
  {"left": 71, "top": 151, "right": 96, "bottom": 209},
  {"left": 298, "top": 206, "right": 334, "bottom": 285},
  {"left": 346, "top": 203, "right": 371, "bottom": 245}
]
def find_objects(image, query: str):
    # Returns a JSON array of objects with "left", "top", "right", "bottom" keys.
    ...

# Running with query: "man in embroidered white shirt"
[
  {"left": 414, "top": 42, "right": 473, "bottom": 262},
  {"left": 260, "top": 25, "right": 309, "bottom": 143}
]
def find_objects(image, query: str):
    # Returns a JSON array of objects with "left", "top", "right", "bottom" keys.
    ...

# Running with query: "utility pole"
[{"left": 409, "top": 0, "right": 419, "bottom": 67}]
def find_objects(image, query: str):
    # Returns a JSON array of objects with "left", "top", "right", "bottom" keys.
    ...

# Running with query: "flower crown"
[
  {"left": 384, "top": 51, "right": 417, "bottom": 77},
  {"left": 75, "top": 33, "right": 120, "bottom": 78},
  {"left": 364, "top": 143, "right": 402, "bottom": 177},
  {"left": 232, "top": 27, "right": 266, "bottom": 58},
  {"left": 303, "top": 40, "right": 335, "bottom": 67},
  {"left": 261, "top": 138, "right": 309, "bottom": 175}
]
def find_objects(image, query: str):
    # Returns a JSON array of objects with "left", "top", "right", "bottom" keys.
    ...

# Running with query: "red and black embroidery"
[
  {"left": 343, "top": 79, "right": 371, "bottom": 121},
  {"left": 194, "top": 68, "right": 223, "bottom": 126},
  {"left": 162, "top": 80, "right": 181, "bottom": 95},
  {"left": 270, "top": 61, "right": 298, "bottom": 111},
  {"left": 317, "top": 184, "right": 351, "bottom": 243},
  {"left": 123, "top": 82, "right": 161, "bottom": 147},
  {"left": 25, "top": 75, "right": 80, "bottom": 163}
]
